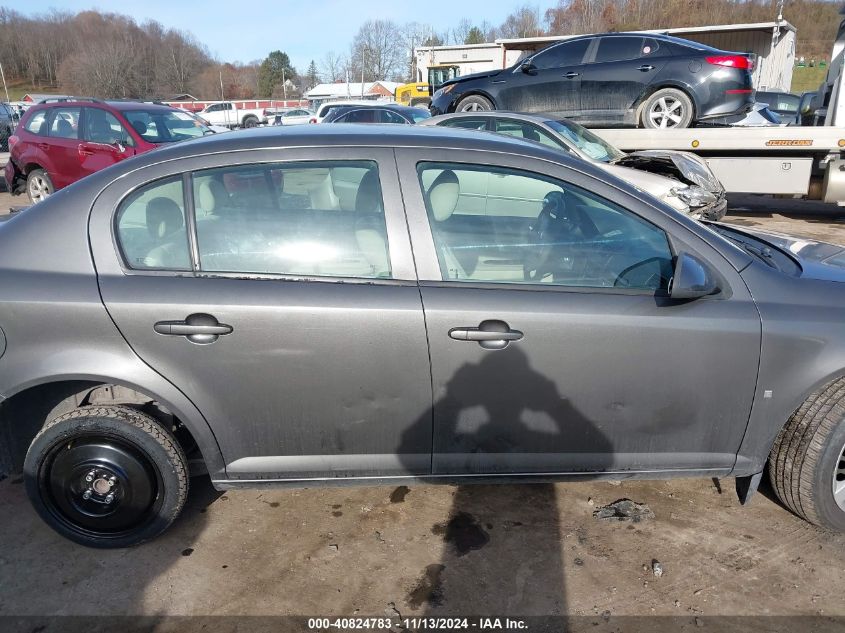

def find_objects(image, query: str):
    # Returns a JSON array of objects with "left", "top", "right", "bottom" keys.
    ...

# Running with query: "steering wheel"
[{"left": 524, "top": 191, "right": 581, "bottom": 282}]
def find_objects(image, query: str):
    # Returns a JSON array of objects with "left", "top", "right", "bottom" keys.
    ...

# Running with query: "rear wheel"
[
  {"left": 26, "top": 168, "right": 53, "bottom": 204},
  {"left": 24, "top": 405, "right": 188, "bottom": 548},
  {"left": 769, "top": 377, "right": 845, "bottom": 532},
  {"left": 641, "top": 88, "right": 694, "bottom": 129},
  {"left": 242, "top": 115, "right": 259, "bottom": 128},
  {"left": 456, "top": 95, "right": 493, "bottom": 113}
]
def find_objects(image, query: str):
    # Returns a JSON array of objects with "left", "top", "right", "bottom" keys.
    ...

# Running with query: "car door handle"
[
  {"left": 154, "top": 313, "right": 233, "bottom": 345},
  {"left": 449, "top": 320, "right": 523, "bottom": 350},
  {"left": 563, "top": 72, "right": 580, "bottom": 78},
  {"left": 638, "top": 65, "right": 655, "bottom": 72}
]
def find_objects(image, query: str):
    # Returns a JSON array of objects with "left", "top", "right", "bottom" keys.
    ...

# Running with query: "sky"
[{"left": 20, "top": 0, "right": 559, "bottom": 73}]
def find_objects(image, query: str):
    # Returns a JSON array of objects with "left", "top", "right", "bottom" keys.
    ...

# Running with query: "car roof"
[{"left": 26, "top": 100, "right": 178, "bottom": 113}]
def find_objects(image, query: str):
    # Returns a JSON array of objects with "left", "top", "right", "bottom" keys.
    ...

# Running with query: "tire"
[
  {"left": 26, "top": 168, "right": 54, "bottom": 204},
  {"left": 640, "top": 88, "right": 694, "bottom": 129},
  {"left": 769, "top": 377, "right": 845, "bottom": 531},
  {"left": 456, "top": 94, "right": 493, "bottom": 113},
  {"left": 242, "top": 115, "right": 259, "bottom": 128},
  {"left": 24, "top": 405, "right": 189, "bottom": 548}
]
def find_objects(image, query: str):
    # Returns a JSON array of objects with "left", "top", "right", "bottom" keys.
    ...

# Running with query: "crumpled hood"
[
  {"left": 730, "top": 225, "right": 845, "bottom": 282},
  {"left": 613, "top": 150, "right": 724, "bottom": 193}
]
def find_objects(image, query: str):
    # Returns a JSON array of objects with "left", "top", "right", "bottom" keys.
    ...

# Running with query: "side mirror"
[
  {"left": 669, "top": 252, "right": 720, "bottom": 299},
  {"left": 520, "top": 62, "right": 537, "bottom": 75}
]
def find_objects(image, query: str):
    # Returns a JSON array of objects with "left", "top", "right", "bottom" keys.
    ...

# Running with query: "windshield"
[
  {"left": 544, "top": 119, "right": 625, "bottom": 162},
  {"left": 123, "top": 109, "right": 212, "bottom": 143}
]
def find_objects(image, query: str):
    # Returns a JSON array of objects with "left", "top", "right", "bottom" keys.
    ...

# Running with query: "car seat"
[
  {"left": 425, "top": 170, "right": 466, "bottom": 279},
  {"left": 144, "top": 197, "right": 189, "bottom": 269},
  {"left": 354, "top": 170, "right": 389, "bottom": 277}
]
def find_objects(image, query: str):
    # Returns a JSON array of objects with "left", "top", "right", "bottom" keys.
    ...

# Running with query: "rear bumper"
[{"left": 3, "top": 160, "right": 19, "bottom": 196}]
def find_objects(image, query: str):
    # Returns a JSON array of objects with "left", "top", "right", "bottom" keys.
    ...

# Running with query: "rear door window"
[
  {"left": 48, "top": 107, "right": 81, "bottom": 139},
  {"left": 594, "top": 37, "right": 645, "bottom": 63},
  {"left": 191, "top": 160, "right": 391, "bottom": 278}
]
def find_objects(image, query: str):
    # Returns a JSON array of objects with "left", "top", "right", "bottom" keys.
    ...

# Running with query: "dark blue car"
[{"left": 429, "top": 33, "right": 754, "bottom": 129}]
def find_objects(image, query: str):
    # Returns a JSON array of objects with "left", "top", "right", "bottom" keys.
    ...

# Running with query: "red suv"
[{"left": 6, "top": 99, "right": 212, "bottom": 204}]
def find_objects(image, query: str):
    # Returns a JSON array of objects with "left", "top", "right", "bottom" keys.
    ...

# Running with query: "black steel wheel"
[{"left": 25, "top": 405, "right": 188, "bottom": 548}]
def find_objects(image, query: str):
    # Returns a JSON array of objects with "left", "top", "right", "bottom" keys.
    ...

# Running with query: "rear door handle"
[
  {"left": 449, "top": 319, "right": 523, "bottom": 350},
  {"left": 638, "top": 65, "right": 655, "bottom": 72},
  {"left": 563, "top": 72, "right": 580, "bottom": 78},
  {"left": 154, "top": 313, "right": 233, "bottom": 345}
]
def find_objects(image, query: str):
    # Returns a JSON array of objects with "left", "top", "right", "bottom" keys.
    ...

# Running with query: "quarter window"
[
  {"left": 418, "top": 162, "right": 673, "bottom": 290},
  {"left": 24, "top": 110, "right": 48, "bottom": 135},
  {"left": 116, "top": 176, "right": 190, "bottom": 270},
  {"left": 192, "top": 161, "right": 391, "bottom": 278}
]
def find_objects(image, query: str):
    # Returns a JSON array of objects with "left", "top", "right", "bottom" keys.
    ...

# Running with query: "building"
[
  {"left": 415, "top": 20, "right": 796, "bottom": 92},
  {"left": 20, "top": 93, "right": 73, "bottom": 103},
  {"left": 305, "top": 81, "right": 402, "bottom": 103}
]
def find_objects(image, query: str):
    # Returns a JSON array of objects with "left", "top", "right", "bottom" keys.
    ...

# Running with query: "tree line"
[{"left": 0, "top": 1, "right": 840, "bottom": 101}]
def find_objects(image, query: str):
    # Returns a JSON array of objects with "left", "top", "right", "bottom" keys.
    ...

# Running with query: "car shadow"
[{"left": 398, "top": 345, "right": 613, "bottom": 615}]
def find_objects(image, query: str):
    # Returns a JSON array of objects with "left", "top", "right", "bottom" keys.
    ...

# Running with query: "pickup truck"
[{"left": 198, "top": 102, "right": 266, "bottom": 129}]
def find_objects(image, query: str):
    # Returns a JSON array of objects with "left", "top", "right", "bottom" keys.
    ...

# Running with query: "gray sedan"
[{"left": 1, "top": 125, "right": 844, "bottom": 547}]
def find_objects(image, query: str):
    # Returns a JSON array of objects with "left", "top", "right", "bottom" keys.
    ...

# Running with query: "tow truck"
[{"left": 592, "top": 14, "right": 845, "bottom": 205}]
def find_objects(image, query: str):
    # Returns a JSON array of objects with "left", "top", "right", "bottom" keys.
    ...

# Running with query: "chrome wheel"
[
  {"left": 27, "top": 173, "right": 52, "bottom": 203},
  {"left": 834, "top": 439, "right": 845, "bottom": 512},
  {"left": 648, "top": 96, "right": 686, "bottom": 128},
  {"left": 38, "top": 434, "right": 162, "bottom": 540}
]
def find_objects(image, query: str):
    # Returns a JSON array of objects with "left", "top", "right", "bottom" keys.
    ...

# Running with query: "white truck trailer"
[{"left": 592, "top": 16, "right": 845, "bottom": 205}]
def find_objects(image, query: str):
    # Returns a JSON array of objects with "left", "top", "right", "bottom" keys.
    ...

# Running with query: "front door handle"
[
  {"left": 449, "top": 319, "right": 523, "bottom": 350},
  {"left": 563, "top": 72, "right": 580, "bottom": 78},
  {"left": 154, "top": 313, "right": 233, "bottom": 345},
  {"left": 638, "top": 65, "right": 655, "bottom": 72}
]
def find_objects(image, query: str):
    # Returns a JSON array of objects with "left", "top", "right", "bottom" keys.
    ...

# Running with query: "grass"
[
  {"left": 791, "top": 65, "right": 827, "bottom": 94},
  {"left": 0, "top": 79, "right": 61, "bottom": 102}
]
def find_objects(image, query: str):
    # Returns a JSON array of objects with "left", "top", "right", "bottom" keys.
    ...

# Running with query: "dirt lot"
[{"left": 1, "top": 191, "right": 845, "bottom": 630}]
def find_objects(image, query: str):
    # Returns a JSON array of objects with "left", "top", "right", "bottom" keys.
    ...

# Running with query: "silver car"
[
  {"left": 2, "top": 125, "right": 845, "bottom": 547},
  {"left": 421, "top": 112, "right": 727, "bottom": 221}
]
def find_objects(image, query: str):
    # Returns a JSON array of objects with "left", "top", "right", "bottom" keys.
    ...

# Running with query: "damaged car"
[{"left": 421, "top": 112, "right": 726, "bottom": 220}]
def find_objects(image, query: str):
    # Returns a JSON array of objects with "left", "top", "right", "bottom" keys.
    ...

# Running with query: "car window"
[
  {"left": 594, "top": 37, "right": 646, "bottom": 63},
  {"left": 115, "top": 176, "right": 190, "bottom": 271},
  {"left": 82, "top": 108, "right": 134, "bottom": 146},
  {"left": 440, "top": 118, "right": 489, "bottom": 130},
  {"left": 24, "top": 110, "right": 48, "bottom": 135},
  {"left": 532, "top": 39, "right": 591, "bottom": 70},
  {"left": 494, "top": 120, "right": 566, "bottom": 150},
  {"left": 192, "top": 160, "right": 391, "bottom": 278},
  {"left": 48, "top": 107, "right": 81, "bottom": 140},
  {"left": 341, "top": 109, "right": 377, "bottom": 123},
  {"left": 418, "top": 162, "right": 673, "bottom": 290},
  {"left": 123, "top": 109, "right": 209, "bottom": 143},
  {"left": 379, "top": 110, "right": 407, "bottom": 124},
  {"left": 641, "top": 38, "right": 669, "bottom": 58}
]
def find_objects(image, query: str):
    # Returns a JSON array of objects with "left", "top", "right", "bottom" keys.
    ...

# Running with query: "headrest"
[
  {"left": 427, "top": 170, "right": 460, "bottom": 222},
  {"left": 197, "top": 179, "right": 228, "bottom": 215},
  {"left": 56, "top": 118, "right": 73, "bottom": 137},
  {"left": 355, "top": 170, "right": 382, "bottom": 213},
  {"left": 146, "top": 197, "right": 184, "bottom": 239},
  {"left": 130, "top": 119, "right": 147, "bottom": 135}
]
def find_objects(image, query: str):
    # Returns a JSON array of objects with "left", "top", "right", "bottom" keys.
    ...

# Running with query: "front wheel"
[
  {"left": 24, "top": 405, "right": 188, "bottom": 548},
  {"left": 769, "top": 377, "right": 845, "bottom": 532},
  {"left": 26, "top": 168, "right": 54, "bottom": 204},
  {"left": 456, "top": 95, "right": 493, "bottom": 113},
  {"left": 640, "top": 88, "right": 694, "bottom": 129}
]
